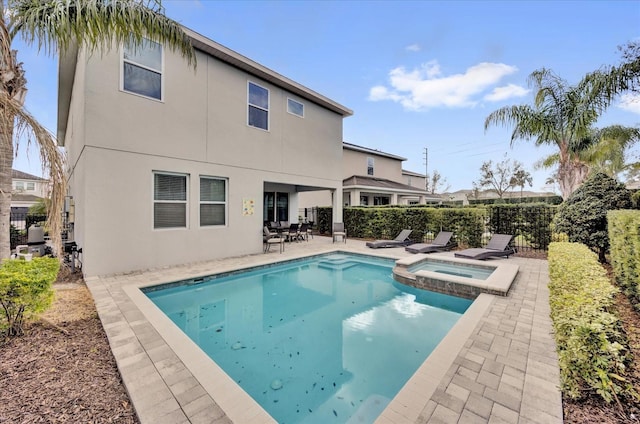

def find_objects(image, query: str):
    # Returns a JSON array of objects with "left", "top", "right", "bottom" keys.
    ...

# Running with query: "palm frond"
[
  {"left": 9, "top": 0, "right": 196, "bottom": 67},
  {"left": 0, "top": 91, "right": 66, "bottom": 257}
]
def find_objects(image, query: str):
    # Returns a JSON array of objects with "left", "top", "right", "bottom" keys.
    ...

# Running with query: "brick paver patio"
[{"left": 85, "top": 236, "right": 562, "bottom": 423}]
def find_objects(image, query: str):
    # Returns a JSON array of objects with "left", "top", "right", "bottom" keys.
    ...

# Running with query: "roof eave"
[{"left": 185, "top": 28, "right": 353, "bottom": 117}]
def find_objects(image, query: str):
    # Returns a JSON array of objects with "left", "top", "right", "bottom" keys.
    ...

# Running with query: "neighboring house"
[
  {"left": 444, "top": 189, "right": 558, "bottom": 205},
  {"left": 58, "top": 27, "right": 352, "bottom": 276},
  {"left": 10, "top": 169, "right": 49, "bottom": 214},
  {"left": 300, "top": 142, "right": 439, "bottom": 208}
]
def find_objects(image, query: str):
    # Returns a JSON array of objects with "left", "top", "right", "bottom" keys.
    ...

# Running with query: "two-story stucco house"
[
  {"left": 300, "top": 142, "right": 439, "bottom": 209},
  {"left": 11, "top": 169, "right": 49, "bottom": 214},
  {"left": 57, "top": 27, "right": 352, "bottom": 277}
]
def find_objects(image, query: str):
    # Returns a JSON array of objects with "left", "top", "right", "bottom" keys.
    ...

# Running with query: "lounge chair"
[
  {"left": 405, "top": 231, "right": 455, "bottom": 254},
  {"left": 333, "top": 223, "right": 347, "bottom": 243},
  {"left": 454, "top": 234, "right": 516, "bottom": 260},
  {"left": 366, "top": 229, "right": 413, "bottom": 248},
  {"left": 263, "top": 226, "right": 285, "bottom": 253}
]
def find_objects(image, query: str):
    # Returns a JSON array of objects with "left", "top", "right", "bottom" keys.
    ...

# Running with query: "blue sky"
[{"left": 12, "top": 0, "right": 640, "bottom": 193}]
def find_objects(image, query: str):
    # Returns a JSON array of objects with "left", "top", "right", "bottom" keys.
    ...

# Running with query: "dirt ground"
[
  {"left": 0, "top": 260, "right": 639, "bottom": 423},
  {"left": 0, "top": 269, "right": 139, "bottom": 424}
]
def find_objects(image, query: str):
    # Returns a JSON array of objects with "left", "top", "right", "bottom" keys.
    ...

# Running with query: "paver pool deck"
[{"left": 85, "top": 236, "right": 563, "bottom": 423}]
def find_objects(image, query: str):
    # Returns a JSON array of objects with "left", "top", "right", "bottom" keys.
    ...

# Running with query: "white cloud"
[
  {"left": 484, "top": 84, "right": 530, "bottom": 102},
  {"left": 618, "top": 93, "right": 640, "bottom": 114},
  {"left": 368, "top": 60, "right": 526, "bottom": 111},
  {"left": 405, "top": 44, "right": 421, "bottom": 52}
]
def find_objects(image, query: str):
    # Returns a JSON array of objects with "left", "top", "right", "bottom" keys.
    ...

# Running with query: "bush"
[
  {"left": 0, "top": 257, "right": 59, "bottom": 337},
  {"left": 608, "top": 210, "right": 640, "bottom": 311},
  {"left": 548, "top": 242, "right": 636, "bottom": 403},
  {"left": 554, "top": 173, "right": 632, "bottom": 262}
]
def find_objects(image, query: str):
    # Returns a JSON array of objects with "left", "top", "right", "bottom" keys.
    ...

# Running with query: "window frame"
[
  {"left": 26, "top": 182, "right": 35, "bottom": 191},
  {"left": 367, "top": 157, "right": 375, "bottom": 176},
  {"left": 152, "top": 171, "right": 188, "bottom": 230},
  {"left": 199, "top": 176, "right": 228, "bottom": 227},
  {"left": 121, "top": 38, "right": 164, "bottom": 101},
  {"left": 247, "top": 81, "right": 270, "bottom": 131},
  {"left": 287, "top": 97, "right": 304, "bottom": 118}
]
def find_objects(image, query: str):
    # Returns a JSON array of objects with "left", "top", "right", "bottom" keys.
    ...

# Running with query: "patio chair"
[
  {"left": 263, "top": 226, "right": 285, "bottom": 253},
  {"left": 333, "top": 222, "right": 347, "bottom": 243},
  {"left": 298, "top": 223, "right": 310, "bottom": 241},
  {"left": 454, "top": 234, "right": 516, "bottom": 260},
  {"left": 405, "top": 231, "right": 456, "bottom": 254},
  {"left": 366, "top": 229, "right": 413, "bottom": 248},
  {"left": 285, "top": 223, "right": 300, "bottom": 242}
]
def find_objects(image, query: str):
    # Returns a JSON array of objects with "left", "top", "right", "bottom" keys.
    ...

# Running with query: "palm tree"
[
  {"left": 485, "top": 68, "right": 629, "bottom": 200},
  {"left": 580, "top": 40, "right": 640, "bottom": 111},
  {"left": 536, "top": 125, "right": 640, "bottom": 182},
  {"left": 0, "top": 0, "right": 195, "bottom": 260}
]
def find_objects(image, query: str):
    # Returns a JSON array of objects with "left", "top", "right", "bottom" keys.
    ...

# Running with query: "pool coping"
[{"left": 85, "top": 238, "right": 563, "bottom": 424}]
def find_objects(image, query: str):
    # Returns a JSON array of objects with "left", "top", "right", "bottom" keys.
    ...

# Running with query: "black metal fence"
[
  {"left": 10, "top": 213, "right": 47, "bottom": 250},
  {"left": 486, "top": 205, "right": 557, "bottom": 253},
  {"left": 310, "top": 204, "right": 557, "bottom": 253}
]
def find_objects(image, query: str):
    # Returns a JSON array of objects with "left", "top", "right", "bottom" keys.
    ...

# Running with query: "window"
[
  {"left": 154, "top": 172, "right": 187, "bottom": 229},
  {"left": 263, "top": 192, "right": 288, "bottom": 222},
  {"left": 123, "top": 39, "right": 163, "bottom": 100},
  {"left": 367, "top": 157, "right": 374, "bottom": 176},
  {"left": 360, "top": 195, "right": 368, "bottom": 206},
  {"left": 200, "top": 177, "right": 226, "bottom": 226},
  {"left": 15, "top": 182, "right": 24, "bottom": 191},
  {"left": 287, "top": 98, "right": 304, "bottom": 117},
  {"left": 248, "top": 82, "right": 269, "bottom": 130},
  {"left": 26, "top": 182, "right": 35, "bottom": 191},
  {"left": 374, "top": 196, "right": 390, "bottom": 205}
]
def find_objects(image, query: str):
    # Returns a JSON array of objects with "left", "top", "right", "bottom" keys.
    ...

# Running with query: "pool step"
[{"left": 317, "top": 259, "right": 359, "bottom": 271}]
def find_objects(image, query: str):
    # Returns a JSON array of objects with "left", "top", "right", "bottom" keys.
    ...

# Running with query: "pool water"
[
  {"left": 145, "top": 253, "right": 471, "bottom": 424},
  {"left": 408, "top": 259, "right": 495, "bottom": 280}
]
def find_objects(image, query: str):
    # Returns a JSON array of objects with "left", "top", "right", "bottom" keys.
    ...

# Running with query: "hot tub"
[{"left": 393, "top": 254, "right": 519, "bottom": 299}]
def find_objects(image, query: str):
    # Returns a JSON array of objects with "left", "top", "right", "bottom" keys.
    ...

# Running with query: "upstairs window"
[
  {"left": 26, "top": 182, "right": 35, "bottom": 191},
  {"left": 154, "top": 172, "right": 187, "bottom": 229},
  {"left": 367, "top": 157, "right": 374, "bottom": 176},
  {"left": 15, "top": 181, "right": 24, "bottom": 190},
  {"left": 200, "top": 177, "right": 227, "bottom": 226},
  {"left": 123, "top": 39, "right": 163, "bottom": 100},
  {"left": 248, "top": 82, "right": 269, "bottom": 130},
  {"left": 287, "top": 98, "right": 304, "bottom": 117}
]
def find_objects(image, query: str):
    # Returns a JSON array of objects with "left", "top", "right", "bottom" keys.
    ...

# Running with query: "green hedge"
[
  {"left": 608, "top": 210, "right": 640, "bottom": 311},
  {"left": 318, "top": 206, "right": 487, "bottom": 247},
  {"left": 548, "top": 242, "right": 636, "bottom": 403},
  {"left": 318, "top": 204, "right": 555, "bottom": 251},
  {"left": 0, "top": 257, "right": 59, "bottom": 336}
]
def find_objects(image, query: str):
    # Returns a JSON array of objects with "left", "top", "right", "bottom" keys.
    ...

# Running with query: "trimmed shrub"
[
  {"left": 548, "top": 242, "right": 636, "bottom": 403},
  {"left": 488, "top": 204, "right": 556, "bottom": 250},
  {"left": 554, "top": 173, "right": 632, "bottom": 262},
  {"left": 608, "top": 210, "right": 640, "bottom": 311},
  {"left": 0, "top": 257, "right": 60, "bottom": 336}
]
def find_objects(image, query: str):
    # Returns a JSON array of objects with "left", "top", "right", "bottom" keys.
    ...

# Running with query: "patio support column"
[
  {"left": 332, "top": 188, "right": 343, "bottom": 223},
  {"left": 352, "top": 189, "right": 360, "bottom": 206},
  {"left": 391, "top": 193, "right": 398, "bottom": 205}
]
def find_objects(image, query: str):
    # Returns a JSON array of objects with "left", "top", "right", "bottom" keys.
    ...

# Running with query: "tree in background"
[
  {"left": 425, "top": 169, "right": 451, "bottom": 194},
  {"left": 537, "top": 125, "right": 640, "bottom": 182},
  {"left": 511, "top": 167, "right": 533, "bottom": 199},
  {"left": 486, "top": 57, "right": 640, "bottom": 200},
  {"left": 472, "top": 155, "right": 530, "bottom": 199},
  {"left": 0, "top": 0, "right": 196, "bottom": 260},
  {"left": 554, "top": 172, "right": 632, "bottom": 262}
]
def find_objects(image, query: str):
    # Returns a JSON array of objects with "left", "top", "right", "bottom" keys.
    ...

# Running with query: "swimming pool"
[{"left": 144, "top": 253, "right": 471, "bottom": 424}]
